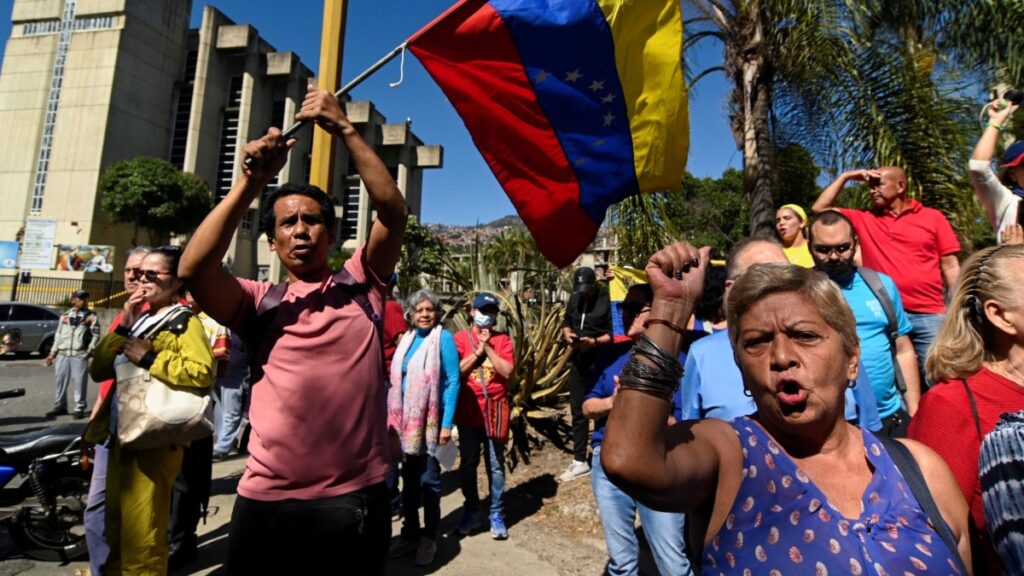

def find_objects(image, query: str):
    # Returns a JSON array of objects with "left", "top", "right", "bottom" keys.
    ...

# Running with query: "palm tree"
[{"left": 685, "top": 0, "right": 1024, "bottom": 238}]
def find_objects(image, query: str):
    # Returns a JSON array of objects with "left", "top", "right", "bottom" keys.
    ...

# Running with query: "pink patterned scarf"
[{"left": 387, "top": 326, "right": 442, "bottom": 456}]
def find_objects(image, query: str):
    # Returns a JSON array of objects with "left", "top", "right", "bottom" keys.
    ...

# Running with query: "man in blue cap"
[{"left": 453, "top": 292, "right": 515, "bottom": 540}]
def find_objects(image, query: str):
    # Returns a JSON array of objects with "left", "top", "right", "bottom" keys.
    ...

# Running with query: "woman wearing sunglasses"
[{"left": 88, "top": 245, "right": 214, "bottom": 575}]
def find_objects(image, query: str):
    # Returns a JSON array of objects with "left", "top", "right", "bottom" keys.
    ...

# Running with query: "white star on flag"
[
  {"left": 600, "top": 93, "right": 616, "bottom": 104},
  {"left": 564, "top": 68, "right": 582, "bottom": 82},
  {"left": 602, "top": 112, "right": 615, "bottom": 126},
  {"left": 588, "top": 80, "right": 605, "bottom": 92},
  {"left": 533, "top": 69, "right": 551, "bottom": 84}
]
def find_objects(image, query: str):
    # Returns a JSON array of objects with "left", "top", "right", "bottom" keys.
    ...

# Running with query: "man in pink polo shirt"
[
  {"left": 180, "top": 86, "right": 408, "bottom": 575},
  {"left": 813, "top": 166, "right": 961, "bottom": 386}
]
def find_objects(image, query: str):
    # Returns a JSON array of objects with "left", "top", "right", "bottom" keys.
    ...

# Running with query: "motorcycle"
[{"left": 0, "top": 388, "right": 90, "bottom": 562}]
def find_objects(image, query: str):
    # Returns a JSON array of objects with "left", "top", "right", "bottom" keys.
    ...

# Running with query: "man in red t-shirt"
[
  {"left": 453, "top": 292, "right": 515, "bottom": 540},
  {"left": 813, "top": 166, "right": 961, "bottom": 385}
]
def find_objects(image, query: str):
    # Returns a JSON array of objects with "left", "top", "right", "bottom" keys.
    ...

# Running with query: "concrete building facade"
[{"left": 0, "top": 0, "right": 442, "bottom": 284}]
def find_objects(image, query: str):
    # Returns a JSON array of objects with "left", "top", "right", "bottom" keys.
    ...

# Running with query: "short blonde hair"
[
  {"left": 927, "top": 245, "right": 1024, "bottom": 382},
  {"left": 726, "top": 263, "right": 859, "bottom": 358}
]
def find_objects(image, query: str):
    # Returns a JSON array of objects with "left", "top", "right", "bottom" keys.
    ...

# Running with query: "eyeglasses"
[
  {"left": 812, "top": 243, "right": 854, "bottom": 256},
  {"left": 137, "top": 269, "right": 173, "bottom": 282},
  {"left": 125, "top": 267, "right": 143, "bottom": 278}
]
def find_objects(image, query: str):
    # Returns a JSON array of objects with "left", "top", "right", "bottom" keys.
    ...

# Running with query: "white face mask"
[{"left": 473, "top": 311, "right": 497, "bottom": 328}]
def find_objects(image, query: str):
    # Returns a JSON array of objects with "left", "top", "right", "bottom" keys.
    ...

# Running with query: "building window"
[
  {"left": 22, "top": 20, "right": 60, "bottom": 35},
  {"left": 30, "top": 0, "right": 77, "bottom": 214},
  {"left": 340, "top": 176, "right": 361, "bottom": 241},
  {"left": 215, "top": 76, "right": 244, "bottom": 200}
]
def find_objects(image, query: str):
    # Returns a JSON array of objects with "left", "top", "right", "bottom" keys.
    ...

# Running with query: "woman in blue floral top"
[{"left": 601, "top": 244, "right": 972, "bottom": 575}]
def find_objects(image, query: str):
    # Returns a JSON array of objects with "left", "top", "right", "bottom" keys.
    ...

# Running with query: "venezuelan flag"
[{"left": 408, "top": 0, "right": 688, "bottom": 267}]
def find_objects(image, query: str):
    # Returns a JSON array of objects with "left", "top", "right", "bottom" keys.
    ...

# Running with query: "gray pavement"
[{"left": 0, "top": 357, "right": 564, "bottom": 576}]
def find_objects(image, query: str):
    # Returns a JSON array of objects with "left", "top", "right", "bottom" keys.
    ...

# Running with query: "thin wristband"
[
  {"left": 643, "top": 318, "right": 688, "bottom": 336},
  {"left": 985, "top": 121, "right": 1005, "bottom": 132}
]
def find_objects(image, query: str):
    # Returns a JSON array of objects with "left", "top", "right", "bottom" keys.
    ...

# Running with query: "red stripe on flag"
[{"left": 409, "top": 0, "right": 599, "bottom": 267}]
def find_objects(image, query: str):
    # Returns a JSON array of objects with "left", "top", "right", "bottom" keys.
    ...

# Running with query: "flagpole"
[{"left": 244, "top": 42, "right": 407, "bottom": 166}]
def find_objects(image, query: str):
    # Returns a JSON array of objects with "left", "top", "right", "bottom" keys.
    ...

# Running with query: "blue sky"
[{"left": 0, "top": 0, "right": 740, "bottom": 225}]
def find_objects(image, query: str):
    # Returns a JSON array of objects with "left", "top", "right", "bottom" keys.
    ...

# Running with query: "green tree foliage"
[
  {"left": 666, "top": 169, "right": 748, "bottom": 257},
  {"left": 98, "top": 157, "right": 213, "bottom": 245},
  {"left": 773, "top": 144, "right": 821, "bottom": 212},
  {"left": 608, "top": 193, "right": 677, "bottom": 267},
  {"left": 686, "top": 0, "right": 1024, "bottom": 249},
  {"left": 397, "top": 216, "right": 453, "bottom": 297}
]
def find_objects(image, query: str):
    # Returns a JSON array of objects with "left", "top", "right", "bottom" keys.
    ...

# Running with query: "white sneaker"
[{"left": 559, "top": 460, "right": 591, "bottom": 482}]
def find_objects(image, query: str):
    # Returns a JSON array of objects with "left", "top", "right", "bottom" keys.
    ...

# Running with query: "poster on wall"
[
  {"left": 20, "top": 219, "right": 57, "bottom": 270},
  {"left": 55, "top": 245, "right": 115, "bottom": 273},
  {"left": 0, "top": 242, "right": 18, "bottom": 269}
]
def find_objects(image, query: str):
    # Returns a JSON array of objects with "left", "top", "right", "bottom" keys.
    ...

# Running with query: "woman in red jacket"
[{"left": 909, "top": 244, "right": 1024, "bottom": 575}]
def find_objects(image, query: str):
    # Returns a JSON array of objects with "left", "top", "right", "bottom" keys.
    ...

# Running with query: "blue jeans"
[
  {"left": 85, "top": 441, "right": 109, "bottom": 576},
  {"left": 212, "top": 379, "right": 245, "bottom": 455},
  {"left": 907, "top": 312, "right": 944, "bottom": 388},
  {"left": 400, "top": 453, "right": 442, "bottom": 540},
  {"left": 458, "top": 426, "right": 505, "bottom": 519},
  {"left": 592, "top": 445, "right": 692, "bottom": 576}
]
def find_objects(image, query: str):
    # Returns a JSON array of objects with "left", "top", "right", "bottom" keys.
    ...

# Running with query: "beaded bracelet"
[{"left": 643, "top": 318, "right": 688, "bottom": 336}]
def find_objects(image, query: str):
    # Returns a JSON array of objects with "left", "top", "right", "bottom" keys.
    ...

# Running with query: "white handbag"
[{"left": 114, "top": 307, "right": 213, "bottom": 450}]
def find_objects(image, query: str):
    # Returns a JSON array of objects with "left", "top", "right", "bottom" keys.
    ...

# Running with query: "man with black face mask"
[{"left": 809, "top": 211, "right": 922, "bottom": 437}]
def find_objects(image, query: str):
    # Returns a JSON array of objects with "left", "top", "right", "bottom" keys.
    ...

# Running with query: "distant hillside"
[{"left": 483, "top": 215, "right": 522, "bottom": 228}]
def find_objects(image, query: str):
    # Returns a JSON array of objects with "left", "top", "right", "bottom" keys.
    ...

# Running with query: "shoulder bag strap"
[
  {"left": 961, "top": 379, "right": 983, "bottom": 441},
  {"left": 334, "top": 267, "right": 386, "bottom": 376},
  {"left": 858, "top": 268, "right": 908, "bottom": 396},
  {"left": 247, "top": 282, "right": 288, "bottom": 384},
  {"left": 877, "top": 436, "right": 968, "bottom": 575},
  {"left": 137, "top": 305, "right": 193, "bottom": 341}
]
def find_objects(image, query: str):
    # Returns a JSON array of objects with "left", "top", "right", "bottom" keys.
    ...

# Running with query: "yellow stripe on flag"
[{"left": 597, "top": 0, "right": 688, "bottom": 192}]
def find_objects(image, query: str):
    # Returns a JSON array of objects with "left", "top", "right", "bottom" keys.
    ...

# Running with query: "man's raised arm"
[
  {"left": 295, "top": 87, "right": 408, "bottom": 281},
  {"left": 179, "top": 129, "right": 294, "bottom": 325},
  {"left": 812, "top": 169, "right": 876, "bottom": 213}
]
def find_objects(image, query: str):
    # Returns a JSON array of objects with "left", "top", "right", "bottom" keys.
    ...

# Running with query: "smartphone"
[{"left": 570, "top": 333, "right": 580, "bottom": 342}]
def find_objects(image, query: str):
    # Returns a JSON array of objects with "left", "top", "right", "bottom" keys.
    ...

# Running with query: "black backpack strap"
[
  {"left": 858, "top": 268, "right": 908, "bottom": 395},
  {"left": 245, "top": 268, "right": 385, "bottom": 383},
  {"left": 960, "top": 379, "right": 983, "bottom": 441},
  {"left": 878, "top": 436, "right": 968, "bottom": 574},
  {"left": 247, "top": 282, "right": 288, "bottom": 383},
  {"left": 334, "top": 268, "right": 386, "bottom": 377}
]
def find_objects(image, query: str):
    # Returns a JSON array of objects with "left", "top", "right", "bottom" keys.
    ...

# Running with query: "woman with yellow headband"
[{"left": 775, "top": 203, "right": 814, "bottom": 267}]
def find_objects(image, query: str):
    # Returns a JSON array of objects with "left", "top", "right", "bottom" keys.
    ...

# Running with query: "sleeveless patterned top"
[{"left": 701, "top": 417, "right": 963, "bottom": 575}]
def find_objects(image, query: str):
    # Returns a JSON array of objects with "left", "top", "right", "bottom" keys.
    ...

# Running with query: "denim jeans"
[
  {"left": 400, "top": 453, "right": 442, "bottom": 540},
  {"left": 907, "top": 312, "right": 944, "bottom": 388},
  {"left": 458, "top": 426, "right": 505, "bottom": 519},
  {"left": 85, "top": 441, "right": 109, "bottom": 576},
  {"left": 592, "top": 445, "right": 692, "bottom": 576},
  {"left": 212, "top": 379, "right": 245, "bottom": 455}
]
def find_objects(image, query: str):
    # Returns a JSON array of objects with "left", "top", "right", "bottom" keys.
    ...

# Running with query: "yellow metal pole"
[{"left": 309, "top": 0, "right": 348, "bottom": 194}]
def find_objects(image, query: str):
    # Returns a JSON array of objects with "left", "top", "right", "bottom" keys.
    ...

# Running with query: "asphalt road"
[
  {"left": 0, "top": 356, "right": 568, "bottom": 576},
  {"left": 0, "top": 355, "right": 101, "bottom": 434}
]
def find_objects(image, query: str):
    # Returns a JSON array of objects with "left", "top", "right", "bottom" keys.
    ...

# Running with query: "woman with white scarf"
[{"left": 387, "top": 289, "right": 461, "bottom": 567}]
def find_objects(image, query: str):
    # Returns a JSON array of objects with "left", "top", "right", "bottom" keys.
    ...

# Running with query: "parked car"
[{"left": 0, "top": 303, "right": 60, "bottom": 357}]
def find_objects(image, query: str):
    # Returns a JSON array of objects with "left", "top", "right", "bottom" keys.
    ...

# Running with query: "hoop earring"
[
  {"left": 742, "top": 388, "right": 752, "bottom": 397},
  {"left": 847, "top": 379, "right": 856, "bottom": 389}
]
